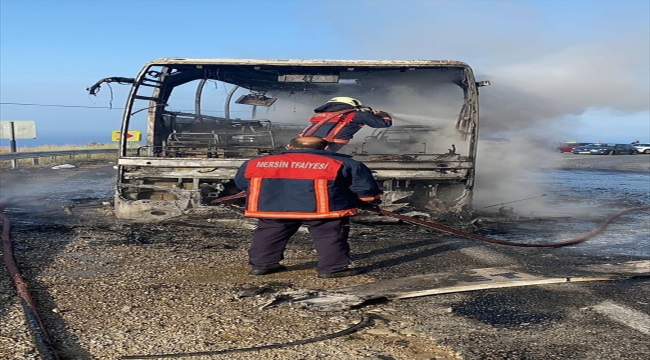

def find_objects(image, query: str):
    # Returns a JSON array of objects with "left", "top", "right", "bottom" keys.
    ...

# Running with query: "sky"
[{"left": 0, "top": 0, "right": 649, "bottom": 147}]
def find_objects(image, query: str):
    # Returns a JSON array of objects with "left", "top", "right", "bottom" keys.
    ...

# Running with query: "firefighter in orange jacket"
[
  {"left": 234, "top": 136, "right": 382, "bottom": 278},
  {"left": 299, "top": 97, "right": 393, "bottom": 152}
]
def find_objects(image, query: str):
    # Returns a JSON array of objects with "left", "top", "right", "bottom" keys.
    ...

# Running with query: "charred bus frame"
[{"left": 92, "top": 58, "right": 488, "bottom": 221}]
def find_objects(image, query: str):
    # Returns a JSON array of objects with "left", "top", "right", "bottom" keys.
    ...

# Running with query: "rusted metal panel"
[
  {"left": 118, "top": 158, "right": 246, "bottom": 167},
  {"left": 122, "top": 169, "right": 238, "bottom": 179},
  {"left": 371, "top": 170, "right": 469, "bottom": 180},
  {"left": 364, "top": 161, "right": 474, "bottom": 170}
]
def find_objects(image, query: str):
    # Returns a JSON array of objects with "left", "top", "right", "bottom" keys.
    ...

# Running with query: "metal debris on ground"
[{"left": 260, "top": 261, "right": 650, "bottom": 312}]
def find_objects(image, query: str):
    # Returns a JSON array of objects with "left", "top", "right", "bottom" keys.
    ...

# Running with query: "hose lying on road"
[
  {"left": 0, "top": 206, "right": 60, "bottom": 360},
  {"left": 211, "top": 193, "right": 650, "bottom": 248},
  {"left": 376, "top": 206, "right": 650, "bottom": 247},
  {"left": 121, "top": 313, "right": 375, "bottom": 359}
]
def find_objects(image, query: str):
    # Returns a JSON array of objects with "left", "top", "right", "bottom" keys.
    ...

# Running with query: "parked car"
[
  {"left": 631, "top": 143, "right": 650, "bottom": 154},
  {"left": 572, "top": 143, "right": 639, "bottom": 155},
  {"left": 558, "top": 142, "right": 592, "bottom": 153}
]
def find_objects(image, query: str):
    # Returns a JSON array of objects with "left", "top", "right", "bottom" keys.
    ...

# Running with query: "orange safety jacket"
[
  {"left": 300, "top": 110, "right": 392, "bottom": 147},
  {"left": 234, "top": 149, "right": 382, "bottom": 219}
]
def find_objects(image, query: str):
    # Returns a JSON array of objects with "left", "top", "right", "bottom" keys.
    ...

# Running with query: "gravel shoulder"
[{"left": 1, "top": 212, "right": 462, "bottom": 360}]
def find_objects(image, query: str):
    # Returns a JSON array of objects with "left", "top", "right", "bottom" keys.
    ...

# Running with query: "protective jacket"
[
  {"left": 300, "top": 108, "right": 392, "bottom": 150},
  {"left": 234, "top": 149, "right": 382, "bottom": 219}
]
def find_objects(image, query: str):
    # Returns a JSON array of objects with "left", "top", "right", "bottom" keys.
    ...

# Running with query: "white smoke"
[{"left": 304, "top": 0, "right": 650, "bottom": 213}]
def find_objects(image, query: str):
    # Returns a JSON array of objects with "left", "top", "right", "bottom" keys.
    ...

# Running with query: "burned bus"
[{"left": 89, "top": 59, "right": 489, "bottom": 221}]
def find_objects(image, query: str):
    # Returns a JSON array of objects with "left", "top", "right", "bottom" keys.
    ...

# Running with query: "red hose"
[
  {"left": 376, "top": 206, "right": 650, "bottom": 247},
  {"left": 1, "top": 207, "right": 59, "bottom": 360},
  {"left": 208, "top": 193, "right": 650, "bottom": 248},
  {"left": 209, "top": 191, "right": 247, "bottom": 205}
]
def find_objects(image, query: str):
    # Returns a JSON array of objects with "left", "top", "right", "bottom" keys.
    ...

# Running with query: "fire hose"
[
  {"left": 0, "top": 207, "right": 60, "bottom": 360},
  {"left": 211, "top": 192, "right": 650, "bottom": 248},
  {"left": 121, "top": 314, "right": 375, "bottom": 359}
]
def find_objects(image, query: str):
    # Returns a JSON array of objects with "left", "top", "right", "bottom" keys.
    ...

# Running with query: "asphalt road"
[
  {"left": 1, "top": 154, "right": 649, "bottom": 360},
  {"left": 557, "top": 153, "right": 650, "bottom": 172}
]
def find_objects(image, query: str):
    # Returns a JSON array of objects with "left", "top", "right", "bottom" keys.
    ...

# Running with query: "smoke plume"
[{"left": 310, "top": 0, "right": 650, "bottom": 214}]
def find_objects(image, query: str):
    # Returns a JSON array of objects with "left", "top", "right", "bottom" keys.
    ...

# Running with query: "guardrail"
[{"left": 0, "top": 149, "right": 118, "bottom": 168}]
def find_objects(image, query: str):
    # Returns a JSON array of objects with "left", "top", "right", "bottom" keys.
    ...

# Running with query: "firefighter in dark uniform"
[
  {"left": 299, "top": 97, "right": 393, "bottom": 152},
  {"left": 234, "top": 136, "right": 382, "bottom": 278}
]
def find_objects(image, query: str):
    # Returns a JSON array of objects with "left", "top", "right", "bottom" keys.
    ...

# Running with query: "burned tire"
[{"left": 609, "top": 150, "right": 616, "bottom": 155}]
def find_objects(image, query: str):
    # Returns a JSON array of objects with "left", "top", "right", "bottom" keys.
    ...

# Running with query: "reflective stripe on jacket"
[
  {"left": 234, "top": 149, "right": 382, "bottom": 219},
  {"left": 300, "top": 110, "right": 392, "bottom": 145}
]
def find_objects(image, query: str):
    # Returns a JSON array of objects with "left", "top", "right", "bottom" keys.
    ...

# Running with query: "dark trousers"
[{"left": 249, "top": 217, "right": 351, "bottom": 274}]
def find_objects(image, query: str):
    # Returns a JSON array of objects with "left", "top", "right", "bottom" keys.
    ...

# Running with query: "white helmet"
[{"left": 327, "top": 97, "right": 364, "bottom": 107}]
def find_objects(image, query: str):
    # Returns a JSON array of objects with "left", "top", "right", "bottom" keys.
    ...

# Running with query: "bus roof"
[{"left": 144, "top": 58, "right": 472, "bottom": 69}]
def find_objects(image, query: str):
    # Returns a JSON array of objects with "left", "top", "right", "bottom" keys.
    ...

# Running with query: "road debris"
[{"left": 257, "top": 261, "right": 650, "bottom": 311}]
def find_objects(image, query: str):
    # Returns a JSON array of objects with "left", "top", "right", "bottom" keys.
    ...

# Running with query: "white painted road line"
[{"left": 590, "top": 301, "right": 650, "bottom": 335}]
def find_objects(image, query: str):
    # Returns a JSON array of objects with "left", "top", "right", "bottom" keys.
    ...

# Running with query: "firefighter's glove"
[{"left": 358, "top": 199, "right": 382, "bottom": 212}]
